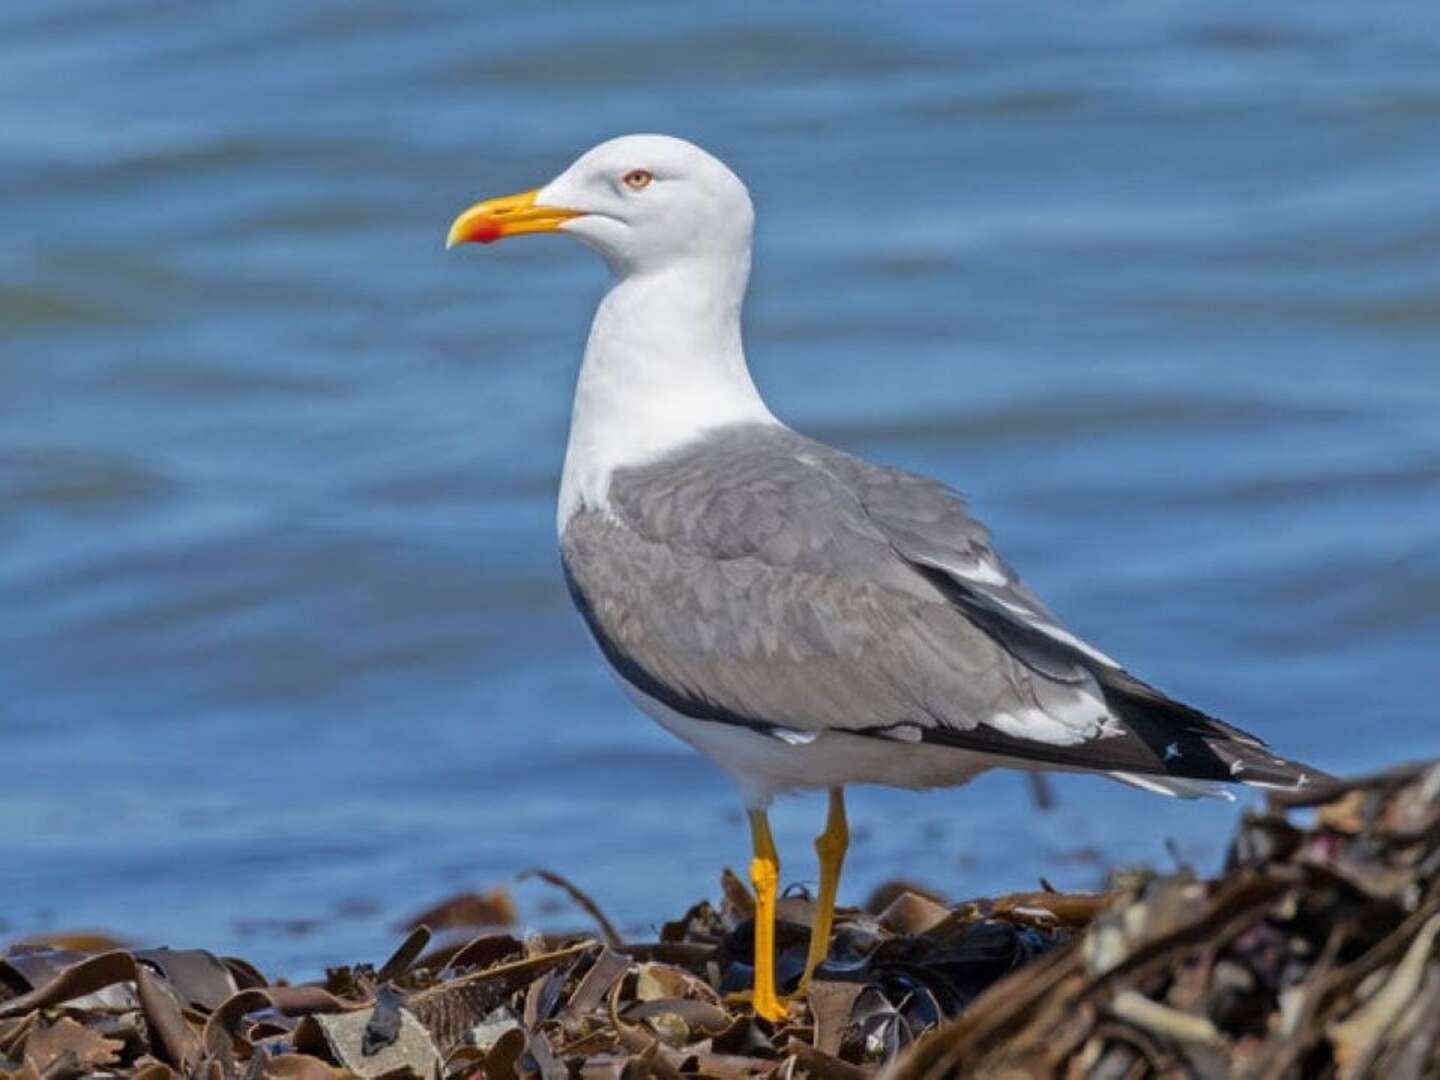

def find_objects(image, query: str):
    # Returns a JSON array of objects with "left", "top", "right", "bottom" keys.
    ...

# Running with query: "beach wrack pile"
[{"left": 4, "top": 760, "right": 1438, "bottom": 1079}]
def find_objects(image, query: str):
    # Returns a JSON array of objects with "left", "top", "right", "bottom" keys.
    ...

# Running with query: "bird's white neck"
[{"left": 558, "top": 254, "right": 776, "bottom": 530}]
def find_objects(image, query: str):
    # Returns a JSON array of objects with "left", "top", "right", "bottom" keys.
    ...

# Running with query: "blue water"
[{"left": 4, "top": 2, "right": 1440, "bottom": 975}]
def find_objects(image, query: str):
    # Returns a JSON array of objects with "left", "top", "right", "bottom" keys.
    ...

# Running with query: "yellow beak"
[{"left": 445, "top": 188, "right": 583, "bottom": 248}]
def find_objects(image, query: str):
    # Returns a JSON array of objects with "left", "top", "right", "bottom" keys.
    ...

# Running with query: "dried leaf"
[
  {"left": 135, "top": 963, "right": 203, "bottom": 1073},
  {"left": 1108, "top": 989, "right": 1222, "bottom": 1046},
  {"left": 482, "top": 1026, "right": 526, "bottom": 1078},
  {"left": 566, "top": 948, "right": 631, "bottom": 1018},
  {"left": 0, "top": 951, "right": 138, "bottom": 1017},
  {"left": 263, "top": 1054, "right": 359, "bottom": 1080},
  {"left": 807, "top": 980, "right": 864, "bottom": 1057},
  {"left": 377, "top": 928, "right": 431, "bottom": 983},
  {"left": 633, "top": 963, "right": 718, "bottom": 1005},
  {"left": 1328, "top": 913, "right": 1440, "bottom": 1076},
  {"left": 874, "top": 893, "right": 950, "bottom": 937},
  {"left": 719, "top": 870, "right": 754, "bottom": 921},
  {"left": 21, "top": 1018, "right": 122, "bottom": 1073},
  {"left": 402, "top": 890, "right": 517, "bottom": 933}
]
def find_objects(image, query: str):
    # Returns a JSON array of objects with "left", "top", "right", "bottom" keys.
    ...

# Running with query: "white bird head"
[{"left": 446, "top": 134, "right": 753, "bottom": 275}]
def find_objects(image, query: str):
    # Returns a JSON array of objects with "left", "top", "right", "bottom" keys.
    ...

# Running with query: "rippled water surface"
[{"left": 4, "top": 2, "right": 1440, "bottom": 972}]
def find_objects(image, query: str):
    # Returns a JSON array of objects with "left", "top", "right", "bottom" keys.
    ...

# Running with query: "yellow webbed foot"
[{"left": 725, "top": 987, "right": 795, "bottom": 1023}]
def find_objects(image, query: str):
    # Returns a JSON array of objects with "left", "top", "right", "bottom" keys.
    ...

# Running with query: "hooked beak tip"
[{"left": 446, "top": 188, "right": 579, "bottom": 250}]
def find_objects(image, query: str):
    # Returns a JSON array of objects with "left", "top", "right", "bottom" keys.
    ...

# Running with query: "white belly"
[{"left": 617, "top": 678, "right": 1001, "bottom": 809}]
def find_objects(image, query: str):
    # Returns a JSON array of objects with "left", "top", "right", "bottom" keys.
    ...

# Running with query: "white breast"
[{"left": 556, "top": 254, "right": 775, "bottom": 531}]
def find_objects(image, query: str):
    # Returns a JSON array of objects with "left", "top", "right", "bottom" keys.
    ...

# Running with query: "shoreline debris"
[{"left": 4, "top": 761, "right": 1438, "bottom": 1078}]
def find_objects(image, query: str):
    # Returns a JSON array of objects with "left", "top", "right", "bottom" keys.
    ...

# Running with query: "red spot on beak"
[{"left": 472, "top": 220, "right": 503, "bottom": 244}]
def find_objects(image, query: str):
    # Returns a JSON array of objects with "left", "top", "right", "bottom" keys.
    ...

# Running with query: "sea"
[{"left": 3, "top": 0, "right": 1439, "bottom": 975}]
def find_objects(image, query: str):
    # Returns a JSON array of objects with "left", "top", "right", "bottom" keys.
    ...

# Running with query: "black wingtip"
[{"left": 1097, "top": 668, "right": 1325, "bottom": 790}]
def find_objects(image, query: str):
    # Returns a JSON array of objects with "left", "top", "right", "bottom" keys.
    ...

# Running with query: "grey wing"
[
  {"left": 820, "top": 451, "right": 1121, "bottom": 677},
  {"left": 562, "top": 425, "right": 1322, "bottom": 789},
  {"left": 562, "top": 460, "right": 1120, "bottom": 760},
  {"left": 826, "top": 446, "right": 1323, "bottom": 789}
]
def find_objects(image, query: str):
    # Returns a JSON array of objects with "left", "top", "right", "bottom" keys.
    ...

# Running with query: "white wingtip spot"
[
  {"left": 954, "top": 560, "right": 1009, "bottom": 587},
  {"left": 771, "top": 727, "right": 818, "bottom": 746}
]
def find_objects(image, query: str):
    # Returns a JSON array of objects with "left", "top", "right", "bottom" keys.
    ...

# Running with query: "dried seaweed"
[
  {"left": 6, "top": 761, "right": 1440, "bottom": 1079},
  {"left": 886, "top": 760, "right": 1440, "bottom": 1079}
]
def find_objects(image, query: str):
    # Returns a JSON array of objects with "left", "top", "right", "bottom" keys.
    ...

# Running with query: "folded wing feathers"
[
  {"left": 568, "top": 424, "right": 1326, "bottom": 796},
  {"left": 842, "top": 450, "right": 1326, "bottom": 794}
]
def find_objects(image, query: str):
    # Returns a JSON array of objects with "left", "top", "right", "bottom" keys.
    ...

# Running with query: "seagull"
[{"left": 445, "top": 134, "right": 1325, "bottom": 1021}]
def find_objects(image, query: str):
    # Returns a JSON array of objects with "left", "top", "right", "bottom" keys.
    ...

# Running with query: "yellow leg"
[
  {"left": 747, "top": 808, "right": 788, "bottom": 1022},
  {"left": 799, "top": 787, "right": 847, "bottom": 992}
]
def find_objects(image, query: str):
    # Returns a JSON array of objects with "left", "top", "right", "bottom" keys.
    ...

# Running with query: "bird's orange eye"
[{"left": 623, "top": 169, "right": 653, "bottom": 191}]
